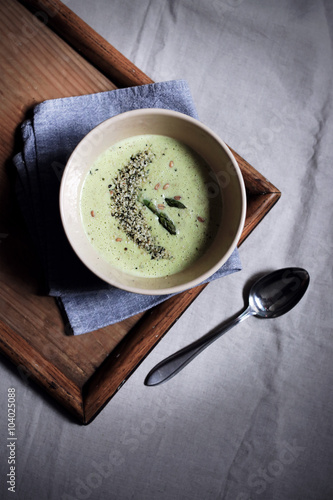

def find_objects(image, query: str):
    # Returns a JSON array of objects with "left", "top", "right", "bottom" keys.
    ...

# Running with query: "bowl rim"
[{"left": 59, "top": 108, "right": 246, "bottom": 295}]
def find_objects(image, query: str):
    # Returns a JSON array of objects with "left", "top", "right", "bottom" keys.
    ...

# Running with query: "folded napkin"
[{"left": 13, "top": 80, "right": 242, "bottom": 335}]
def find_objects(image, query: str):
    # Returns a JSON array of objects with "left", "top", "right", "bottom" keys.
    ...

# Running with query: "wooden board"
[{"left": 0, "top": 0, "right": 281, "bottom": 424}]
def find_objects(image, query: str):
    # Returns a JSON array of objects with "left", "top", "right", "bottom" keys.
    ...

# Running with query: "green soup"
[{"left": 80, "top": 135, "right": 221, "bottom": 278}]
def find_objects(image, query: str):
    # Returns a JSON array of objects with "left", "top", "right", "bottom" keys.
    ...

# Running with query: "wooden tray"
[{"left": 0, "top": 0, "right": 280, "bottom": 424}]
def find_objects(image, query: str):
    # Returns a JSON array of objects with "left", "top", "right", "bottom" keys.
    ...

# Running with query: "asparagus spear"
[
  {"left": 142, "top": 199, "right": 177, "bottom": 235},
  {"left": 165, "top": 198, "right": 186, "bottom": 209}
]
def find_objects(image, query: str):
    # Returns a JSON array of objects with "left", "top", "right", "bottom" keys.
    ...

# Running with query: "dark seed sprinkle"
[{"left": 110, "top": 148, "right": 170, "bottom": 260}]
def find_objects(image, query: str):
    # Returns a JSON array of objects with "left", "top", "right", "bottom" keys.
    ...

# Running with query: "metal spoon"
[{"left": 145, "top": 267, "right": 309, "bottom": 386}]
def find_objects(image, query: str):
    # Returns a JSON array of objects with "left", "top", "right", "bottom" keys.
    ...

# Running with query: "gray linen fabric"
[{"left": 13, "top": 80, "right": 241, "bottom": 334}]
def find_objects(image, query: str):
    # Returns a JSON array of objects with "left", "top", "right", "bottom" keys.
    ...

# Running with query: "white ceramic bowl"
[{"left": 60, "top": 109, "right": 246, "bottom": 295}]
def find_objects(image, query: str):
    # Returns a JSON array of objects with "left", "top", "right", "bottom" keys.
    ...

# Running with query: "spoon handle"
[{"left": 145, "top": 307, "right": 252, "bottom": 386}]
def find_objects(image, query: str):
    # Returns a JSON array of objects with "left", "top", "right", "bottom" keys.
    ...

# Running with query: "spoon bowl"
[
  {"left": 249, "top": 267, "right": 310, "bottom": 318},
  {"left": 145, "top": 267, "right": 310, "bottom": 386}
]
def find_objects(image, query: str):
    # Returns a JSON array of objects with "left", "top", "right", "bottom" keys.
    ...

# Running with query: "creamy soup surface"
[{"left": 80, "top": 135, "right": 221, "bottom": 278}]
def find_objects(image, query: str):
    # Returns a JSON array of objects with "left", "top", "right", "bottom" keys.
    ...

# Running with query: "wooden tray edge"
[
  {"left": 82, "top": 284, "right": 206, "bottom": 423},
  {"left": 0, "top": 319, "right": 84, "bottom": 420}
]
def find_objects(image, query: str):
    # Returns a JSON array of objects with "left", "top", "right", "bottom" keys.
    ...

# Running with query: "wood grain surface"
[
  {"left": 0, "top": 0, "right": 280, "bottom": 423},
  {"left": 18, "top": 0, "right": 154, "bottom": 88}
]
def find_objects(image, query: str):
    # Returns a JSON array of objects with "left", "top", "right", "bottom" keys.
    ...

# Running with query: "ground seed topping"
[{"left": 109, "top": 149, "right": 170, "bottom": 260}]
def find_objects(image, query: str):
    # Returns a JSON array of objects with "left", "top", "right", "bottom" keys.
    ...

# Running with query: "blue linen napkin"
[{"left": 13, "top": 80, "right": 242, "bottom": 335}]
